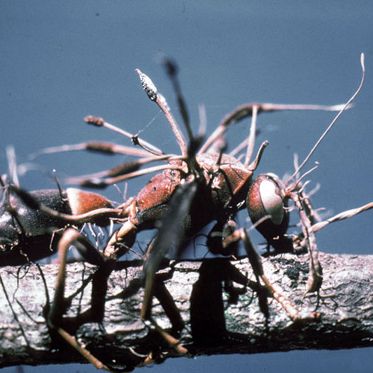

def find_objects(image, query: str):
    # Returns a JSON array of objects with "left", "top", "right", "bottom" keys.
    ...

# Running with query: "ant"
[{"left": 1, "top": 54, "right": 371, "bottom": 369}]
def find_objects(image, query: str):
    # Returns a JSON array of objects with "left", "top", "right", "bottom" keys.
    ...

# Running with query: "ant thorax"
[{"left": 196, "top": 152, "right": 253, "bottom": 211}]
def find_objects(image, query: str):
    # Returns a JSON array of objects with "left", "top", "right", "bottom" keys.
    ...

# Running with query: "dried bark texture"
[{"left": 0, "top": 252, "right": 372, "bottom": 371}]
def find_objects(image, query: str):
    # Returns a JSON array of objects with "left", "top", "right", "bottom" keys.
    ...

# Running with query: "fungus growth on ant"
[{"left": 0, "top": 54, "right": 371, "bottom": 369}]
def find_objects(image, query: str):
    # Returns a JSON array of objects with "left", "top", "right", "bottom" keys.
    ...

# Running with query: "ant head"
[
  {"left": 246, "top": 173, "right": 292, "bottom": 252},
  {"left": 246, "top": 54, "right": 365, "bottom": 253}
]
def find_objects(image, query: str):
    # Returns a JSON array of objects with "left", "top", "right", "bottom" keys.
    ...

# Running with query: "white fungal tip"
[{"left": 135, "top": 68, "right": 158, "bottom": 101}]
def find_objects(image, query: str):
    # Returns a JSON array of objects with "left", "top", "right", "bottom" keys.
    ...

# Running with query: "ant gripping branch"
[{"left": 1, "top": 54, "right": 371, "bottom": 369}]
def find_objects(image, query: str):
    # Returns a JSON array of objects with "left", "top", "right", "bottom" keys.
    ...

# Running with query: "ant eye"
[
  {"left": 258, "top": 174, "right": 285, "bottom": 224},
  {"left": 247, "top": 174, "right": 286, "bottom": 224},
  {"left": 246, "top": 174, "right": 289, "bottom": 249}
]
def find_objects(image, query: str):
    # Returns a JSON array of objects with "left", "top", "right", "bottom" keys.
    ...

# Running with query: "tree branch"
[{"left": 0, "top": 252, "right": 372, "bottom": 371}]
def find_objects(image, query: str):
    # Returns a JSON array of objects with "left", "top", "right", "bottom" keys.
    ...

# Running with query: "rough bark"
[{"left": 0, "top": 252, "right": 372, "bottom": 371}]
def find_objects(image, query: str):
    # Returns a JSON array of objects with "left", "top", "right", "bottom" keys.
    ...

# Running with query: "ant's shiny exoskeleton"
[
  {"left": 1, "top": 54, "right": 371, "bottom": 369},
  {"left": 0, "top": 180, "right": 114, "bottom": 265}
]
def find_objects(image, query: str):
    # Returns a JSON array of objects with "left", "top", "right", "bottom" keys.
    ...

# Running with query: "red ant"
[{"left": 1, "top": 54, "right": 371, "bottom": 368}]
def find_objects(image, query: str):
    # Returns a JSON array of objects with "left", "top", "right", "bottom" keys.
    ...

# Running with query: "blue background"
[{"left": 0, "top": 1, "right": 372, "bottom": 372}]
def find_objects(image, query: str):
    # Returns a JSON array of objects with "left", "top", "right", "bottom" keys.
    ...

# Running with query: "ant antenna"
[{"left": 288, "top": 53, "right": 365, "bottom": 183}]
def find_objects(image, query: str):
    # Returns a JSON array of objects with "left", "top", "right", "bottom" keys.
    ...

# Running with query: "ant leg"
[
  {"left": 140, "top": 254, "right": 188, "bottom": 355},
  {"left": 152, "top": 267, "right": 185, "bottom": 333},
  {"left": 241, "top": 229, "right": 317, "bottom": 322},
  {"left": 291, "top": 191, "right": 322, "bottom": 293},
  {"left": 98, "top": 196, "right": 138, "bottom": 260},
  {"left": 103, "top": 210, "right": 137, "bottom": 260},
  {"left": 223, "top": 260, "right": 270, "bottom": 320},
  {"left": 47, "top": 228, "right": 110, "bottom": 371},
  {"left": 141, "top": 241, "right": 184, "bottom": 332},
  {"left": 140, "top": 182, "right": 197, "bottom": 354}
]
